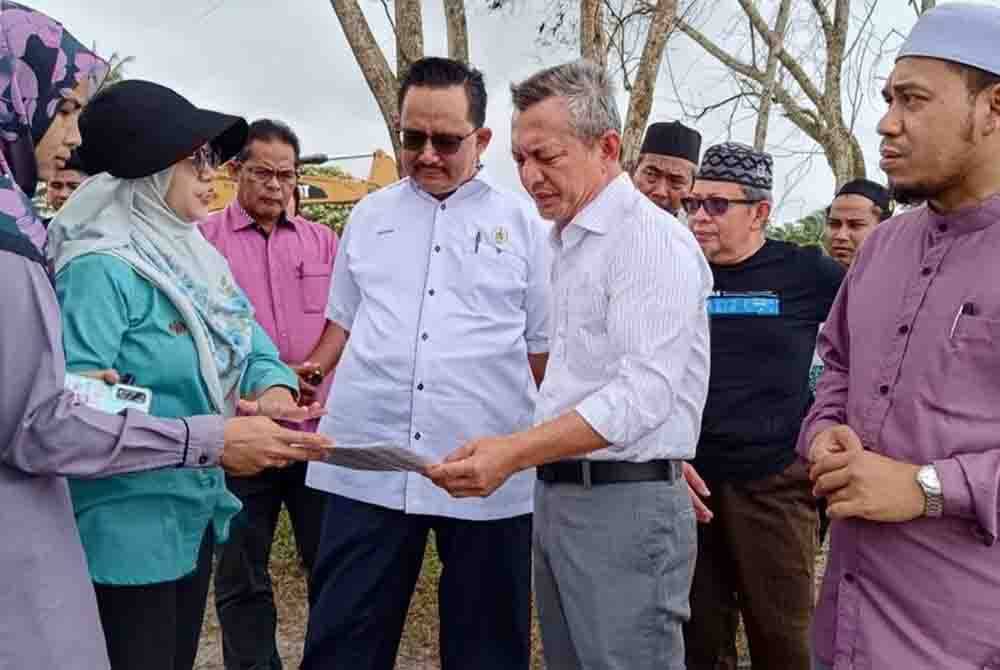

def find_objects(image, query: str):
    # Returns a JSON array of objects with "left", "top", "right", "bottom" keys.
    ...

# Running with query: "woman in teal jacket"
[{"left": 46, "top": 80, "right": 323, "bottom": 670}]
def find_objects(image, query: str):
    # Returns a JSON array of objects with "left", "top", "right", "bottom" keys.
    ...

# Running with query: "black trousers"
[
  {"left": 301, "top": 494, "right": 532, "bottom": 670},
  {"left": 214, "top": 462, "right": 327, "bottom": 670},
  {"left": 94, "top": 531, "right": 214, "bottom": 670}
]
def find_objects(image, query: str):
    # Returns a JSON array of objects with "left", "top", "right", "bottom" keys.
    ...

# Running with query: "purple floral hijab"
[{"left": 0, "top": 1, "right": 106, "bottom": 263}]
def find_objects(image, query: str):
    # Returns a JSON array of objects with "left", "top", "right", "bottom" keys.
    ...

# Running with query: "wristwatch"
[{"left": 916, "top": 464, "right": 943, "bottom": 518}]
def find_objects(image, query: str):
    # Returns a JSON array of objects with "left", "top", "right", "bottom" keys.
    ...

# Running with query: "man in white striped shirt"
[{"left": 429, "top": 60, "right": 713, "bottom": 669}]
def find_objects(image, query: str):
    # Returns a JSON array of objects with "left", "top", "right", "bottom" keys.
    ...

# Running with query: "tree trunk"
[
  {"left": 754, "top": 0, "right": 792, "bottom": 150},
  {"left": 619, "top": 0, "right": 678, "bottom": 170},
  {"left": 395, "top": 0, "right": 424, "bottom": 78},
  {"left": 580, "top": 0, "right": 607, "bottom": 70},
  {"left": 329, "top": 0, "right": 402, "bottom": 166},
  {"left": 443, "top": 0, "right": 470, "bottom": 63}
]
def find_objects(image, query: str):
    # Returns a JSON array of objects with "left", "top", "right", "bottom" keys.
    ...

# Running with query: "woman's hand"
[
  {"left": 221, "top": 415, "right": 332, "bottom": 476},
  {"left": 238, "top": 386, "right": 326, "bottom": 423}
]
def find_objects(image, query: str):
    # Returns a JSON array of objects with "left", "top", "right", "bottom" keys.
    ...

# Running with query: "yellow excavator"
[{"left": 208, "top": 149, "right": 398, "bottom": 212}]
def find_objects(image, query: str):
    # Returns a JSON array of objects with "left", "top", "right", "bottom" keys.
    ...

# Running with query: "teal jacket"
[{"left": 56, "top": 253, "right": 298, "bottom": 585}]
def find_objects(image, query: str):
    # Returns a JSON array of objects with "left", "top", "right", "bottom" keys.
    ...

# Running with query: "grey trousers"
[{"left": 533, "top": 476, "right": 697, "bottom": 670}]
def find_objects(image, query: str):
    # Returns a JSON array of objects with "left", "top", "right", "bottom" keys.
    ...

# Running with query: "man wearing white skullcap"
[{"left": 800, "top": 3, "right": 1000, "bottom": 669}]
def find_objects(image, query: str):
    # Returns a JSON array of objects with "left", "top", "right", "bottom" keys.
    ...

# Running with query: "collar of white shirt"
[{"left": 550, "top": 173, "right": 633, "bottom": 250}]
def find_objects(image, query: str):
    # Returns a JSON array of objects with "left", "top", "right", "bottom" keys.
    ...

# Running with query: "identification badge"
[{"left": 707, "top": 291, "right": 781, "bottom": 316}]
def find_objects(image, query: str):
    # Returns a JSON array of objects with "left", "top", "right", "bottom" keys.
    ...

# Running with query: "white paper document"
[{"left": 321, "top": 443, "right": 431, "bottom": 473}]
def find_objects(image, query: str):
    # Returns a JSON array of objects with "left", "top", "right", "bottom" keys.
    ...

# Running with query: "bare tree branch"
[
  {"left": 620, "top": 0, "right": 678, "bottom": 167},
  {"left": 755, "top": 0, "right": 792, "bottom": 149}
]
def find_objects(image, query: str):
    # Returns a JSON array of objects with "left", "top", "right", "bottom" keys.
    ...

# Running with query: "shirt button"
[
  {"left": 921, "top": 267, "right": 932, "bottom": 276},
  {"left": 434, "top": 245, "right": 441, "bottom": 252},
  {"left": 898, "top": 325, "right": 909, "bottom": 335},
  {"left": 417, "top": 383, "right": 424, "bottom": 390},
  {"left": 198, "top": 454, "right": 208, "bottom": 465},
  {"left": 844, "top": 573, "right": 856, "bottom": 584},
  {"left": 440, "top": 203, "right": 447, "bottom": 211},
  {"left": 428, "top": 289, "right": 435, "bottom": 296},
  {"left": 422, "top": 332, "right": 429, "bottom": 341},
  {"left": 879, "top": 384, "right": 890, "bottom": 395},
  {"left": 938, "top": 223, "right": 947, "bottom": 233},
  {"left": 414, "top": 432, "right": 422, "bottom": 440}
]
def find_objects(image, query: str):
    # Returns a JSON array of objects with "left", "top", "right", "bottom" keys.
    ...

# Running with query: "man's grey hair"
[
  {"left": 510, "top": 59, "right": 621, "bottom": 142},
  {"left": 741, "top": 185, "right": 773, "bottom": 204}
]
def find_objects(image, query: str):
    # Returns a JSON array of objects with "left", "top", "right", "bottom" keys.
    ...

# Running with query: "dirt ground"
[{"left": 194, "top": 514, "right": 828, "bottom": 670}]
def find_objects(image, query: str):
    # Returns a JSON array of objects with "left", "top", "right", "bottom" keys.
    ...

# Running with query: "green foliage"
[
  {"left": 767, "top": 208, "right": 828, "bottom": 249},
  {"left": 298, "top": 165, "right": 356, "bottom": 236},
  {"left": 300, "top": 202, "right": 352, "bottom": 235}
]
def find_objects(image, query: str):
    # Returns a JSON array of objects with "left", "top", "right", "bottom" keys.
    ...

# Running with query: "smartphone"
[{"left": 65, "top": 373, "right": 153, "bottom": 414}]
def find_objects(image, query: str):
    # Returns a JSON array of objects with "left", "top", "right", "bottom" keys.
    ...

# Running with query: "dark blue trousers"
[{"left": 301, "top": 494, "right": 532, "bottom": 670}]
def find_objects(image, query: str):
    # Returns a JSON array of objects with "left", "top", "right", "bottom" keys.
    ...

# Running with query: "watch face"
[{"left": 918, "top": 466, "right": 942, "bottom": 496}]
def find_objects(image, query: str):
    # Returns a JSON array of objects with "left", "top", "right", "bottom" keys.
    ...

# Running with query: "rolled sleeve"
[{"left": 574, "top": 223, "right": 706, "bottom": 449}]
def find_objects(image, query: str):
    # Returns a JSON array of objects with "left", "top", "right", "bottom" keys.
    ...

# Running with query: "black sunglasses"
[
  {"left": 680, "top": 196, "right": 762, "bottom": 217},
  {"left": 399, "top": 128, "right": 478, "bottom": 155}
]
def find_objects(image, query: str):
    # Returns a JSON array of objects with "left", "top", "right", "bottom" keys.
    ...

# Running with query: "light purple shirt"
[
  {"left": 200, "top": 202, "right": 339, "bottom": 430},
  {"left": 0, "top": 251, "right": 223, "bottom": 670},
  {"left": 798, "top": 197, "right": 1000, "bottom": 670}
]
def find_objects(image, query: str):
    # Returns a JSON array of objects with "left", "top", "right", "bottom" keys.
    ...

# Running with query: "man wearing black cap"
[
  {"left": 680, "top": 142, "right": 844, "bottom": 670},
  {"left": 632, "top": 120, "right": 701, "bottom": 215},
  {"left": 45, "top": 149, "right": 88, "bottom": 213},
  {"left": 825, "top": 178, "right": 893, "bottom": 268}
]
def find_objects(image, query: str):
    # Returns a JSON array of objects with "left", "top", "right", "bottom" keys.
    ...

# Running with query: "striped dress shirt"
[{"left": 536, "top": 173, "right": 713, "bottom": 462}]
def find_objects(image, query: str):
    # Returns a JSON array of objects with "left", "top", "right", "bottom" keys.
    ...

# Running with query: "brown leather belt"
[{"left": 536, "top": 459, "right": 682, "bottom": 487}]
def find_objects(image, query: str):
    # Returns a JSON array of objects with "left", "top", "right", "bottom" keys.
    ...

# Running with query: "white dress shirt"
[
  {"left": 536, "top": 173, "right": 712, "bottom": 462},
  {"left": 307, "top": 171, "right": 550, "bottom": 520}
]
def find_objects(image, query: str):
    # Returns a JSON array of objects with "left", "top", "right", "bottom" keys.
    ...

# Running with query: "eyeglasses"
[
  {"left": 680, "top": 196, "right": 762, "bottom": 217},
  {"left": 399, "top": 128, "right": 478, "bottom": 155},
  {"left": 242, "top": 164, "right": 299, "bottom": 186},
  {"left": 191, "top": 143, "right": 223, "bottom": 176}
]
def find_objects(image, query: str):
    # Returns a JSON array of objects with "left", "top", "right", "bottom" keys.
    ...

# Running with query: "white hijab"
[{"left": 47, "top": 168, "right": 254, "bottom": 415}]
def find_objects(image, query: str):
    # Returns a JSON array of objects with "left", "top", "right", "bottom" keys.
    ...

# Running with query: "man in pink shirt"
[{"left": 200, "top": 119, "right": 339, "bottom": 670}]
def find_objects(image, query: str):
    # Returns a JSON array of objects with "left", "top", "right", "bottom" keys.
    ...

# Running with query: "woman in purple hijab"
[{"left": 0, "top": 4, "right": 330, "bottom": 669}]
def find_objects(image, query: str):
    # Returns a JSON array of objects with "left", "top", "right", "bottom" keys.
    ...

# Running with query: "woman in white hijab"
[{"left": 46, "top": 79, "right": 324, "bottom": 670}]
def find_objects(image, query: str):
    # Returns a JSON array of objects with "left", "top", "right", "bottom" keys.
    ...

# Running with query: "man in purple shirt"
[
  {"left": 801, "top": 4, "right": 1000, "bottom": 669},
  {"left": 200, "top": 119, "right": 339, "bottom": 670}
]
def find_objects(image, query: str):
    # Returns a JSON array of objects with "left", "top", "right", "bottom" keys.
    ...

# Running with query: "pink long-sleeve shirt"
[{"left": 200, "top": 202, "right": 339, "bottom": 431}]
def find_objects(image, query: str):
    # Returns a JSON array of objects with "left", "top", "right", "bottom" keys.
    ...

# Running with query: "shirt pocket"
[
  {"left": 298, "top": 261, "right": 333, "bottom": 314},
  {"left": 937, "top": 314, "right": 1000, "bottom": 415},
  {"left": 454, "top": 239, "right": 527, "bottom": 313}
]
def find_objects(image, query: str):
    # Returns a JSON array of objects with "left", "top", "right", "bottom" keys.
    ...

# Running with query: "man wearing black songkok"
[
  {"left": 632, "top": 121, "right": 701, "bottom": 215},
  {"left": 825, "top": 178, "right": 894, "bottom": 268}
]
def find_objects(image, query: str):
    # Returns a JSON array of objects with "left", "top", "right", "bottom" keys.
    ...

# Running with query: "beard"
[{"left": 890, "top": 107, "right": 978, "bottom": 207}]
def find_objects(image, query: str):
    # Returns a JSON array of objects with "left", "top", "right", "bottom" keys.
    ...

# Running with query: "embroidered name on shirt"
[{"left": 377, "top": 228, "right": 395, "bottom": 236}]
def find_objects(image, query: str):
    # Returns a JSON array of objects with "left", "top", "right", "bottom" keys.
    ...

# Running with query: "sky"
[{"left": 32, "top": 0, "right": 1000, "bottom": 223}]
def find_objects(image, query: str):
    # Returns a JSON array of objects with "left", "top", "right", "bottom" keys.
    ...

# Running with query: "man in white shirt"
[
  {"left": 300, "top": 57, "right": 550, "bottom": 670},
  {"left": 430, "top": 59, "right": 713, "bottom": 669}
]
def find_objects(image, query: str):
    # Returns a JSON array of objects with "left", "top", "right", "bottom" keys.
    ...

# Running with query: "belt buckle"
[{"left": 581, "top": 461, "right": 592, "bottom": 489}]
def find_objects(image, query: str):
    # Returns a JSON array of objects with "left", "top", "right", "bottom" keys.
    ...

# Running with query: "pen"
[
  {"left": 475, "top": 231, "right": 481, "bottom": 254},
  {"left": 950, "top": 302, "right": 977, "bottom": 338}
]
